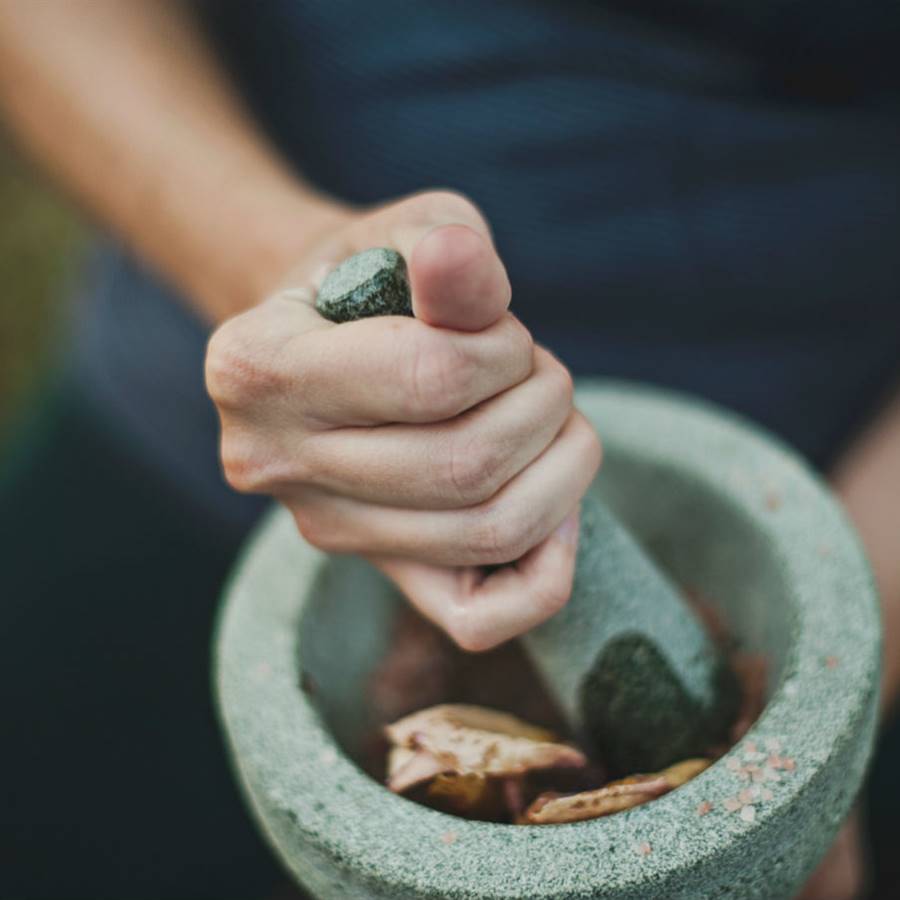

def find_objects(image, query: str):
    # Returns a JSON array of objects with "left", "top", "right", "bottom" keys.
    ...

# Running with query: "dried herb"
[
  {"left": 524, "top": 758, "right": 711, "bottom": 825},
  {"left": 386, "top": 704, "right": 586, "bottom": 791},
  {"left": 385, "top": 703, "right": 710, "bottom": 826}
]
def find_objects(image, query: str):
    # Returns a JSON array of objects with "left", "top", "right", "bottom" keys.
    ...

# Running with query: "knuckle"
[
  {"left": 292, "top": 508, "right": 344, "bottom": 553},
  {"left": 471, "top": 503, "right": 541, "bottom": 565},
  {"left": 289, "top": 434, "right": 326, "bottom": 485},
  {"left": 444, "top": 432, "right": 505, "bottom": 506},
  {"left": 444, "top": 605, "right": 496, "bottom": 653},
  {"left": 548, "top": 356, "right": 575, "bottom": 407},
  {"left": 532, "top": 578, "right": 571, "bottom": 618},
  {"left": 500, "top": 316, "right": 536, "bottom": 385},
  {"left": 221, "top": 430, "right": 310, "bottom": 495},
  {"left": 577, "top": 415, "right": 604, "bottom": 474},
  {"left": 508, "top": 315, "right": 536, "bottom": 357},
  {"left": 205, "top": 316, "right": 286, "bottom": 408},
  {"left": 402, "top": 331, "right": 474, "bottom": 420},
  {"left": 219, "top": 431, "right": 267, "bottom": 494},
  {"left": 532, "top": 346, "right": 572, "bottom": 402},
  {"left": 204, "top": 323, "right": 240, "bottom": 402}
]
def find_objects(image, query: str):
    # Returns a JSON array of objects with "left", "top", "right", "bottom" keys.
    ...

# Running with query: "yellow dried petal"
[
  {"left": 660, "top": 758, "right": 711, "bottom": 788},
  {"left": 426, "top": 773, "right": 505, "bottom": 819}
]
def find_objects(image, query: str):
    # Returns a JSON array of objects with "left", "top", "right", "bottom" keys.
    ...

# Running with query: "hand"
[
  {"left": 797, "top": 809, "right": 865, "bottom": 900},
  {"left": 205, "top": 190, "right": 601, "bottom": 651}
]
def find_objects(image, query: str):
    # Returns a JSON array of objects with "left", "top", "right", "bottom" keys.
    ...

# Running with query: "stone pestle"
[{"left": 315, "top": 247, "right": 738, "bottom": 773}]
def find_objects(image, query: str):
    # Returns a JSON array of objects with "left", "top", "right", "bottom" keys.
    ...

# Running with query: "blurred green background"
[{"left": 0, "top": 136, "right": 85, "bottom": 425}]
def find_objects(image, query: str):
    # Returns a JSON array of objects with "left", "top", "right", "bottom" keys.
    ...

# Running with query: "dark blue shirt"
[{"left": 75, "top": 1, "right": 900, "bottom": 536}]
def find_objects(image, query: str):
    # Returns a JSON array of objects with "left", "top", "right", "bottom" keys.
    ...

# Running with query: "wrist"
[{"left": 194, "top": 178, "right": 357, "bottom": 324}]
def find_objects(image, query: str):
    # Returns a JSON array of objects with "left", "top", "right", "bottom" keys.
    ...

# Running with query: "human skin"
[
  {"left": 206, "top": 196, "right": 601, "bottom": 651},
  {"left": 0, "top": 1, "right": 892, "bottom": 893},
  {"left": 0, "top": 0, "right": 599, "bottom": 652}
]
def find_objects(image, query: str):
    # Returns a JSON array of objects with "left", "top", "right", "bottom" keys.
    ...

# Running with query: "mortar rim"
[{"left": 215, "top": 380, "right": 880, "bottom": 897}]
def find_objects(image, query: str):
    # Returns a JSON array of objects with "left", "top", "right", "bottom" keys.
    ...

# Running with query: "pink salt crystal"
[
  {"left": 723, "top": 797, "right": 742, "bottom": 812},
  {"left": 726, "top": 758, "right": 741, "bottom": 772},
  {"left": 636, "top": 842, "right": 652, "bottom": 857},
  {"left": 825, "top": 656, "right": 839, "bottom": 669},
  {"left": 696, "top": 801, "right": 713, "bottom": 816},
  {"left": 253, "top": 662, "right": 272, "bottom": 680},
  {"left": 740, "top": 805, "right": 757, "bottom": 823},
  {"left": 782, "top": 758, "right": 796, "bottom": 771},
  {"left": 761, "top": 788, "right": 774, "bottom": 802},
  {"left": 441, "top": 831, "right": 458, "bottom": 846},
  {"left": 744, "top": 741, "right": 758, "bottom": 755},
  {"left": 738, "top": 788, "right": 754, "bottom": 804}
]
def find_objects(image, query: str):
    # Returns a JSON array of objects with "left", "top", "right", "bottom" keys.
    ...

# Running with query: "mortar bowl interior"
[{"left": 215, "top": 381, "right": 880, "bottom": 900}]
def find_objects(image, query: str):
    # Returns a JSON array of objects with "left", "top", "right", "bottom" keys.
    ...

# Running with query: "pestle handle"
[{"left": 315, "top": 248, "right": 738, "bottom": 773}]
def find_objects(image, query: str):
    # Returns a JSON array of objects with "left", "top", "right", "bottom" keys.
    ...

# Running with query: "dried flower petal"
[
  {"left": 426, "top": 773, "right": 505, "bottom": 819},
  {"left": 385, "top": 704, "right": 586, "bottom": 780},
  {"left": 524, "top": 758, "right": 710, "bottom": 825},
  {"left": 387, "top": 748, "right": 447, "bottom": 793},
  {"left": 526, "top": 787, "right": 657, "bottom": 824},
  {"left": 660, "top": 758, "right": 711, "bottom": 788},
  {"left": 387, "top": 746, "right": 414, "bottom": 778},
  {"left": 387, "top": 704, "right": 556, "bottom": 745}
]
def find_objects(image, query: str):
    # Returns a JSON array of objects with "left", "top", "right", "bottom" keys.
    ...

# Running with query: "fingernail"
[{"left": 554, "top": 510, "right": 580, "bottom": 547}]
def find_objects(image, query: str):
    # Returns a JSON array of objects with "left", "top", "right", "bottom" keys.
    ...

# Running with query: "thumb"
[
  {"left": 409, "top": 222, "right": 511, "bottom": 332},
  {"left": 371, "top": 191, "right": 511, "bottom": 332}
]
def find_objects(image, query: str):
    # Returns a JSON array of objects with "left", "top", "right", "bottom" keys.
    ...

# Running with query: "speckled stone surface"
[
  {"left": 315, "top": 247, "right": 412, "bottom": 322},
  {"left": 314, "top": 249, "right": 735, "bottom": 764},
  {"left": 215, "top": 382, "right": 881, "bottom": 899},
  {"left": 523, "top": 497, "right": 738, "bottom": 774}
]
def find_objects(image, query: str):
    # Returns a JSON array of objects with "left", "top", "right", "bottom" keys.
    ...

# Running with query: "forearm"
[
  {"left": 831, "top": 385, "right": 900, "bottom": 715},
  {"left": 0, "top": 0, "right": 345, "bottom": 322}
]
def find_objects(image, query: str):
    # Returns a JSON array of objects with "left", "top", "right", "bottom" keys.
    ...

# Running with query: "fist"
[{"left": 206, "top": 190, "right": 601, "bottom": 650}]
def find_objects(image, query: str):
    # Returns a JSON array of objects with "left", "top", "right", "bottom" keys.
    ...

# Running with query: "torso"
[{"left": 75, "top": 1, "right": 900, "bottom": 528}]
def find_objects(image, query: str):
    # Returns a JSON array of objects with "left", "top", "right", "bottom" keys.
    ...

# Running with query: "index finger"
[{"left": 291, "top": 309, "right": 534, "bottom": 426}]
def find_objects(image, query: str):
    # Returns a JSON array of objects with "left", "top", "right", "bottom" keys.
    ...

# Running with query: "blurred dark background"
[{"left": 0, "top": 135, "right": 83, "bottom": 428}]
